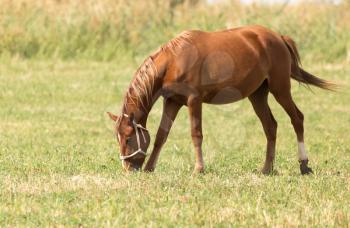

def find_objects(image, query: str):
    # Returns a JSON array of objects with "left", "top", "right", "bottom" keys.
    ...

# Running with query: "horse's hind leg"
[
  {"left": 269, "top": 76, "right": 313, "bottom": 175},
  {"left": 248, "top": 80, "right": 277, "bottom": 174}
]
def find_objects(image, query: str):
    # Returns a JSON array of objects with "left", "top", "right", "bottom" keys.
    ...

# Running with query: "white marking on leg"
[
  {"left": 117, "top": 133, "right": 121, "bottom": 143},
  {"left": 298, "top": 142, "right": 308, "bottom": 161}
]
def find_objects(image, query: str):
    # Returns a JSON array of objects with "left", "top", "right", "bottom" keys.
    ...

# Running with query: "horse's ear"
[
  {"left": 128, "top": 112, "right": 135, "bottom": 125},
  {"left": 107, "top": 112, "right": 119, "bottom": 122}
]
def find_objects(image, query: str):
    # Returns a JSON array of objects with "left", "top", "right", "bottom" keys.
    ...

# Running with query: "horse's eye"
[{"left": 126, "top": 137, "right": 131, "bottom": 144}]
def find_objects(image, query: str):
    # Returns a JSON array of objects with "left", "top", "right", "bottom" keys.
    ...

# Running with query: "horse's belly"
[{"left": 202, "top": 87, "right": 244, "bottom": 104}]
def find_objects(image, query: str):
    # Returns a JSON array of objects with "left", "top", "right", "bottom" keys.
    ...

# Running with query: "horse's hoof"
[
  {"left": 261, "top": 167, "right": 273, "bottom": 175},
  {"left": 192, "top": 166, "right": 205, "bottom": 176},
  {"left": 191, "top": 171, "right": 205, "bottom": 176},
  {"left": 261, "top": 168, "right": 278, "bottom": 176},
  {"left": 261, "top": 170, "right": 272, "bottom": 175},
  {"left": 300, "top": 166, "right": 313, "bottom": 175},
  {"left": 300, "top": 160, "right": 314, "bottom": 175},
  {"left": 143, "top": 166, "right": 155, "bottom": 172},
  {"left": 261, "top": 162, "right": 275, "bottom": 175}
]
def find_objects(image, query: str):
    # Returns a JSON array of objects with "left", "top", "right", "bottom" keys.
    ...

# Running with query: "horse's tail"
[{"left": 281, "top": 35, "right": 337, "bottom": 91}]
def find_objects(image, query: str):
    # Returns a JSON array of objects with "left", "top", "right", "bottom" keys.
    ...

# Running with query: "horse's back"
[
  {"left": 163, "top": 25, "right": 290, "bottom": 101},
  {"left": 168, "top": 25, "right": 284, "bottom": 74}
]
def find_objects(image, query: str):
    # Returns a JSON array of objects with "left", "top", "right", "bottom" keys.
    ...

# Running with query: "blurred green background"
[{"left": 0, "top": 0, "right": 349, "bottom": 63}]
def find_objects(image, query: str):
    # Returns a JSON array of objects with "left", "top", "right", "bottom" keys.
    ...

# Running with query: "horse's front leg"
[
  {"left": 188, "top": 96, "right": 204, "bottom": 174},
  {"left": 144, "top": 99, "right": 182, "bottom": 172}
]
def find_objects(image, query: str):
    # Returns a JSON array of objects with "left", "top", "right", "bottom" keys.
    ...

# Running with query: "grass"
[
  {"left": 0, "top": 58, "right": 349, "bottom": 227},
  {"left": 0, "top": 0, "right": 350, "bottom": 226}
]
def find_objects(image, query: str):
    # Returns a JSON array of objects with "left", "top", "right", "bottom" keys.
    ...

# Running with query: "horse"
[{"left": 107, "top": 25, "right": 335, "bottom": 175}]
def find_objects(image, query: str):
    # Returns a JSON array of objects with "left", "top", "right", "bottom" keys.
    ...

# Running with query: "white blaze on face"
[
  {"left": 122, "top": 160, "right": 127, "bottom": 169},
  {"left": 118, "top": 133, "right": 125, "bottom": 168},
  {"left": 298, "top": 142, "right": 308, "bottom": 161},
  {"left": 117, "top": 133, "right": 121, "bottom": 143}
]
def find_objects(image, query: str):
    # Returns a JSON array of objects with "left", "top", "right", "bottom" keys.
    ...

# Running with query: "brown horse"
[{"left": 108, "top": 25, "right": 334, "bottom": 174}]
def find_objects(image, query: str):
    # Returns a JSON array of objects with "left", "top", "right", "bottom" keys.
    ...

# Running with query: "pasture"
[
  {"left": 1, "top": 59, "right": 349, "bottom": 227},
  {"left": 1, "top": 0, "right": 350, "bottom": 227}
]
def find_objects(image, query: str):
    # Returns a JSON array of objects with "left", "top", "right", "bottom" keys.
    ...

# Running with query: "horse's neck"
[
  {"left": 122, "top": 88, "right": 160, "bottom": 126},
  {"left": 122, "top": 53, "right": 167, "bottom": 126}
]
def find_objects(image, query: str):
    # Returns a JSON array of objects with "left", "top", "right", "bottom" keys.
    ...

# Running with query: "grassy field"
[
  {"left": 0, "top": 58, "right": 349, "bottom": 226},
  {"left": 1, "top": 0, "right": 350, "bottom": 227}
]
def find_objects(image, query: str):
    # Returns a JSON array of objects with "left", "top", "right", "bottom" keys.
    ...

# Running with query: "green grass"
[
  {"left": 0, "top": 1, "right": 349, "bottom": 226},
  {"left": 0, "top": 58, "right": 349, "bottom": 227}
]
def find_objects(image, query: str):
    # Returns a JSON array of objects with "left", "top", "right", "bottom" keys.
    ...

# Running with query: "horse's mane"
[
  {"left": 123, "top": 56, "right": 158, "bottom": 113},
  {"left": 121, "top": 30, "right": 196, "bottom": 116},
  {"left": 162, "top": 30, "right": 195, "bottom": 56}
]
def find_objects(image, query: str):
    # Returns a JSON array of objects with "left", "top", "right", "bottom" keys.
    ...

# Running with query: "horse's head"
[{"left": 107, "top": 112, "right": 150, "bottom": 171}]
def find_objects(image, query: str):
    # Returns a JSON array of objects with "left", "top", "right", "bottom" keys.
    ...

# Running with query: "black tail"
[{"left": 281, "top": 35, "right": 337, "bottom": 91}]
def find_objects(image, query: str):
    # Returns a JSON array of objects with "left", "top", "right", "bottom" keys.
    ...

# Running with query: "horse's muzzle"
[{"left": 122, "top": 160, "right": 144, "bottom": 172}]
